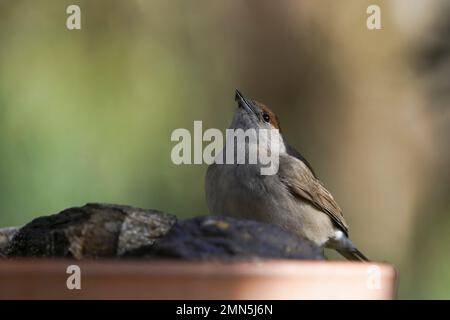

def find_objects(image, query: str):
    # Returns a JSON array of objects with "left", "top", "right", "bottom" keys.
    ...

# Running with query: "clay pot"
[{"left": 0, "top": 259, "right": 397, "bottom": 299}]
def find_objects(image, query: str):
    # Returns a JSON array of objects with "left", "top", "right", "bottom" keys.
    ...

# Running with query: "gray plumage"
[{"left": 205, "top": 90, "right": 368, "bottom": 261}]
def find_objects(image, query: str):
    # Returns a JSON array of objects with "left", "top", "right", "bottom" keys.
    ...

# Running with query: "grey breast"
[{"left": 206, "top": 157, "right": 336, "bottom": 247}]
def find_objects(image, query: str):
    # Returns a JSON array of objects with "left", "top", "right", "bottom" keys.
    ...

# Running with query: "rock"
[
  {"left": 117, "top": 207, "right": 176, "bottom": 255},
  {"left": 123, "top": 215, "right": 324, "bottom": 260},
  {"left": 0, "top": 227, "right": 20, "bottom": 257},
  {"left": 5, "top": 204, "right": 324, "bottom": 260},
  {"left": 6, "top": 203, "right": 176, "bottom": 258}
]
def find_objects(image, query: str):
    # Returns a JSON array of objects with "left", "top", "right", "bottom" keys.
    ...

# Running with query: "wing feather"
[{"left": 278, "top": 152, "right": 349, "bottom": 236}]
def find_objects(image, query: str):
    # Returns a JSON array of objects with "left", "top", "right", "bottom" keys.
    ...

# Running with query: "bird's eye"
[{"left": 262, "top": 112, "right": 270, "bottom": 123}]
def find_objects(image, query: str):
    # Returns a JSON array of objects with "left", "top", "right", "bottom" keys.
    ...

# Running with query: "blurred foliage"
[{"left": 0, "top": 0, "right": 449, "bottom": 299}]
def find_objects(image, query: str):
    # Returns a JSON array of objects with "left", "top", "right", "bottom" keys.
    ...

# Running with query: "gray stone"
[
  {"left": 4, "top": 203, "right": 324, "bottom": 261},
  {"left": 0, "top": 227, "right": 20, "bottom": 257},
  {"left": 123, "top": 215, "right": 324, "bottom": 260},
  {"left": 117, "top": 207, "right": 176, "bottom": 255},
  {"left": 6, "top": 203, "right": 176, "bottom": 259}
]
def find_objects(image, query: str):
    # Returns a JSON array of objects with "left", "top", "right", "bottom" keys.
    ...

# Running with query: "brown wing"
[{"left": 278, "top": 153, "right": 349, "bottom": 236}]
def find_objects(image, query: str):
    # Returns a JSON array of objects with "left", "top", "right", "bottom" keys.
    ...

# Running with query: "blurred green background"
[{"left": 0, "top": 0, "right": 449, "bottom": 299}]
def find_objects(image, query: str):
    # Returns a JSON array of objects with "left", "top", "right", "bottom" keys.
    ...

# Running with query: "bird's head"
[{"left": 231, "top": 89, "right": 281, "bottom": 132}]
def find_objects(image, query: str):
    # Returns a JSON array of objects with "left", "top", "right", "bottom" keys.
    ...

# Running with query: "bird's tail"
[{"left": 337, "top": 247, "right": 370, "bottom": 262}]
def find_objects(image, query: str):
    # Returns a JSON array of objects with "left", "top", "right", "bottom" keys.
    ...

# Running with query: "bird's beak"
[{"left": 235, "top": 89, "right": 257, "bottom": 115}]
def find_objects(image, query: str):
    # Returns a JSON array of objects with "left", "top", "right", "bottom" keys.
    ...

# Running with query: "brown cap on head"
[
  {"left": 235, "top": 89, "right": 281, "bottom": 131},
  {"left": 253, "top": 100, "right": 281, "bottom": 131}
]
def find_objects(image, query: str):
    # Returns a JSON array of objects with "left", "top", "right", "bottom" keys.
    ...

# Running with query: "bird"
[{"left": 205, "top": 89, "right": 369, "bottom": 261}]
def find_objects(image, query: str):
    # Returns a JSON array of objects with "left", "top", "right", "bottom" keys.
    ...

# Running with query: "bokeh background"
[{"left": 0, "top": 0, "right": 449, "bottom": 299}]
